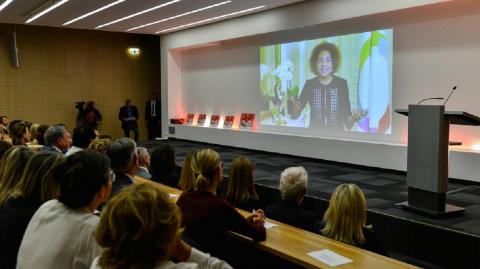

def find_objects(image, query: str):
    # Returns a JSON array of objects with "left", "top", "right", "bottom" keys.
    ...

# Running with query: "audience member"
[
  {"left": 107, "top": 138, "right": 138, "bottom": 196},
  {"left": 178, "top": 151, "right": 195, "bottom": 192},
  {"left": 222, "top": 157, "right": 261, "bottom": 211},
  {"left": 0, "top": 147, "right": 35, "bottom": 206},
  {"left": 28, "top": 124, "right": 39, "bottom": 144},
  {"left": 319, "top": 183, "right": 387, "bottom": 255},
  {"left": 265, "top": 166, "right": 318, "bottom": 232},
  {"left": 0, "top": 141, "right": 13, "bottom": 159},
  {"left": 150, "top": 144, "right": 180, "bottom": 187},
  {"left": 33, "top": 124, "right": 49, "bottom": 145},
  {"left": 66, "top": 125, "right": 97, "bottom": 156},
  {"left": 0, "top": 152, "right": 63, "bottom": 269},
  {"left": 16, "top": 150, "right": 112, "bottom": 269},
  {"left": 0, "top": 116, "right": 8, "bottom": 134},
  {"left": 91, "top": 183, "right": 232, "bottom": 269},
  {"left": 40, "top": 125, "right": 72, "bottom": 154},
  {"left": 136, "top": 147, "right": 151, "bottom": 179},
  {"left": 9, "top": 121, "right": 30, "bottom": 146},
  {"left": 88, "top": 138, "right": 112, "bottom": 154},
  {"left": 176, "top": 149, "right": 266, "bottom": 261}
]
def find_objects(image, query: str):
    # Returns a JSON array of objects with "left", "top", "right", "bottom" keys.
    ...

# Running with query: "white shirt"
[
  {"left": 90, "top": 247, "right": 231, "bottom": 269},
  {"left": 151, "top": 100, "right": 156, "bottom": 117},
  {"left": 65, "top": 146, "right": 83, "bottom": 156},
  {"left": 17, "top": 200, "right": 101, "bottom": 269}
]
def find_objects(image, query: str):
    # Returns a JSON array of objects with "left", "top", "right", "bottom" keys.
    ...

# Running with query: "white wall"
[{"left": 161, "top": 0, "right": 480, "bottom": 182}]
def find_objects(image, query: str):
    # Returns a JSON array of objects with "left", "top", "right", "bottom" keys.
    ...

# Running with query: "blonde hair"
[
  {"left": 178, "top": 151, "right": 195, "bottom": 191},
  {"left": 321, "top": 183, "right": 367, "bottom": 245},
  {"left": 0, "top": 146, "right": 35, "bottom": 205},
  {"left": 191, "top": 149, "right": 221, "bottom": 192},
  {"left": 13, "top": 152, "right": 64, "bottom": 202},
  {"left": 88, "top": 139, "right": 112, "bottom": 154},
  {"left": 29, "top": 124, "right": 40, "bottom": 143},
  {"left": 96, "top": 183, "right": 182, "bottom": 269},
  {"left": 223, "top": 157, "right": 258, "bottom": 203}
]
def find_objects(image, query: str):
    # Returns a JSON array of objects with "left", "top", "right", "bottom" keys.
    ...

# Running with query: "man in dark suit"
[
  {"left": 106, "top": 138, "right": 138, "bottom": 197},
  {"left": 265, "top": 166, "right": 318, "bottom": 232},
  {"left": 145, "top": 92, "right": 161, "bottom": 140},
  {"left": 118, "top": 99, "right": 139, "bottom": 142},
  {"left": 40, "top": 125, "right": 72, "bottom": 155}
]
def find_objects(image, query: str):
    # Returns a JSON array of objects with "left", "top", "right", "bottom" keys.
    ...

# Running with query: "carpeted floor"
[{"left": 140, "top": 138, "right": 480, "bottom": 238}]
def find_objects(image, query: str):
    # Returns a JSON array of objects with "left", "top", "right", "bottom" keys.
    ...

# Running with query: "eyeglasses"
[{"left": 109, "top": 171, "right": 116, "bottom": 183}]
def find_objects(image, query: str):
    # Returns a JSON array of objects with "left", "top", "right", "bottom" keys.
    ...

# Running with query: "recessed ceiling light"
[
  {"left": 156, "top": 5, "right": 265, "bottom": 34},
  {"left": 63, "top": 0, "right": 125, "bottom": 26},
  {"left": 0, "top": 0, "right": 14, "bottom": 12},
  {"left": 26, "top": 0, "right": 70, "bottom": 23},
  {"left": 95, "top": 0, "right": 181, "bottom": 29},
  {"left": 126, "top": 1, "right": 231, "bottom": 32}
]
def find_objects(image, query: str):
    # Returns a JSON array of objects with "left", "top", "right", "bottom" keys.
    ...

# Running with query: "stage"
[{"left": 140, "top": 138, "right": 480, "bottom": 269}]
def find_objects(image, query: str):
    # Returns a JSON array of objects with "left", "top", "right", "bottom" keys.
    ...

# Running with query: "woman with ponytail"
[{"left": 176, "top": 149, "right": 266, "bottom": 262}]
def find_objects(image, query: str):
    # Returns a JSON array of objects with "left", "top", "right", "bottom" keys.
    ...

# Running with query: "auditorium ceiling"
[{"left": 0, "top": 0, "right": 306, "bottom": 34}]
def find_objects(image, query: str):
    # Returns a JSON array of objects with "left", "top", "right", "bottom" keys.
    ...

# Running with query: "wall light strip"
[
  {"left": 95, "top": 0, "right": 181, "bottom": 29},
  {"left": 0, "top": 0, "right": 14, "bottom": 12},
  {"left": 26, "top": 0, "right": 70, "bottom": 23},
  {"left": 156, "top": 5, "right": 265, "bottom": 34},
  {"left": 126, "top": 1, "right": 231, "bottom": 32},
  {"left": 63, "top": 0, "right": 125, "bottom": 26}
]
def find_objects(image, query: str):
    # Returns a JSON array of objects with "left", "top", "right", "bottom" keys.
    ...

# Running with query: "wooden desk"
[{"left": 134, "top": 177, "right": 418, "bottom": 269}]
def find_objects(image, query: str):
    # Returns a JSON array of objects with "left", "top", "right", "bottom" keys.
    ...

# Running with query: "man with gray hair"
[
  {"left": 265, "top": 166, "right": 318, "bottom": 231},
  {"left": 39, "top": 124, "right": 72, "bottom": 154},
  {"left": 135, "top": 147, "right": 151, "bottom": 179},
  {"left": 107, "top": 137, "right": 138, "bottom": 196}
]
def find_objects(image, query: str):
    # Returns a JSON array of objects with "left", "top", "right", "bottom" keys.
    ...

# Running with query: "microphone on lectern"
[
  {"left": 417, "top": 97, "right": 444, "bottom": 105},
  {"left": 443, "top": 86, "right": 457, "bottom": 106}
]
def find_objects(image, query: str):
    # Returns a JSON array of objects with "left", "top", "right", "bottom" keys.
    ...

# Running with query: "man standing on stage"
[
  {"left": 145, "top": 92, "right": 161, "bottom": 140},
  {"left": 119, "top": 99, "right": 139, "bottom": 142}
]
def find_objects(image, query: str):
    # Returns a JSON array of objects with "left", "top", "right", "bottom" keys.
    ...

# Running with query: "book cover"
[
  {"left": 240, "top": 113, "right": 255, "bottom": 129},
  {"left": 197, "top": 114, "right": 207, "bottom": 126},
  {"left": 224, "top": 115, "right": 234, "bottom": 128},
  {"left": 186, "top": 114, "right": 195, "bottom": 125},
  {"left": 210, "top": 115, "right": 220, "bottom": 127}
]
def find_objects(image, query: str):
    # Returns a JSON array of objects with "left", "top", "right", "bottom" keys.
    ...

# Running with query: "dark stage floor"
[{"left": 140, "top": 138, "right": 480, "bottom": 238}]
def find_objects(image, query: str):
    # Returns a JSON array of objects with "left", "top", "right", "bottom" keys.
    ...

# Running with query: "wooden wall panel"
[{"left": 0, "top": 24, "right": 160, "bottom": 141}]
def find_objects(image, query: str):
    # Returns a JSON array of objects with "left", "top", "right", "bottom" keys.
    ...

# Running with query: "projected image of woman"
[{"left": 295, "top": 43, "right": 353, "bottom": 130}]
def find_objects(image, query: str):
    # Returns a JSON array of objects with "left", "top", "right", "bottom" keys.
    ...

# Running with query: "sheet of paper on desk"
[
  {"left": 169, "top": 194, "right": 179, "bottom": 198},
  {"left": 307, "top": 249, "right": 352, "bottom": 267},
  {"left": 264, "top": 221, "right": 278, "bottom": 229}
]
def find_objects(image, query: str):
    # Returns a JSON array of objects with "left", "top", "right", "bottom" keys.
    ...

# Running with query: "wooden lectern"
[{"left": 396, "top": 105, "right": 480, "bottom": 217}]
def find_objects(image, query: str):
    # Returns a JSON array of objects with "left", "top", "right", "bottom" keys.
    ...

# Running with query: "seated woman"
[
  {"left": 177, "top": 151, "right": 195, "bottom": 192},
  {"left": 0, "top": 146, "right": 35, "bottom": 206},
  {"left": 9, "top": 121, "right": 31, "bottom": 146},
  {"left": 91, "top": 183, "right": 232, "bottom": 269},
  {"left": 150, "top": 145, "right": 181, "bottom": 187},
  {"left": 319, "top": 183, "right": 387, "bottom": 256},
  {"left": 16, "top": 150, "right": 112, "bottom": 269},
  {"left": 176, "top": 149, "right": 266, "bottom": 261},
  {"left": 0, "top": 152, "right": 64, "bottom": 269},
  {"left": 222, "top": 157, "right": 261, "bottom": 211}
]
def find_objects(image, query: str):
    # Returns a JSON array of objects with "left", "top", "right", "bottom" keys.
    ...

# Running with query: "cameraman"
[{"left": 79, "top": 101, "right": 102, "bottom": 129}]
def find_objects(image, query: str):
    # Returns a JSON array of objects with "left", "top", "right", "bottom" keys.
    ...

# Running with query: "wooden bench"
[{"left": 134, "top": 176, "right": 418, "bottom": 269}]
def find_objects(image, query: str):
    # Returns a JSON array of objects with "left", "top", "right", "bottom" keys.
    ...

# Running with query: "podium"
[{"left": 396, "top": 105, "right": 480, "bottom": 217}]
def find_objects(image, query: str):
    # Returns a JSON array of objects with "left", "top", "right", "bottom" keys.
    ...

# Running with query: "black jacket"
[
  {"left": 265, "top": 199, "right": 318, "bottom": 232},
  {"left": 118, "top": 105, "right": 139, "bottom": 129}
]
